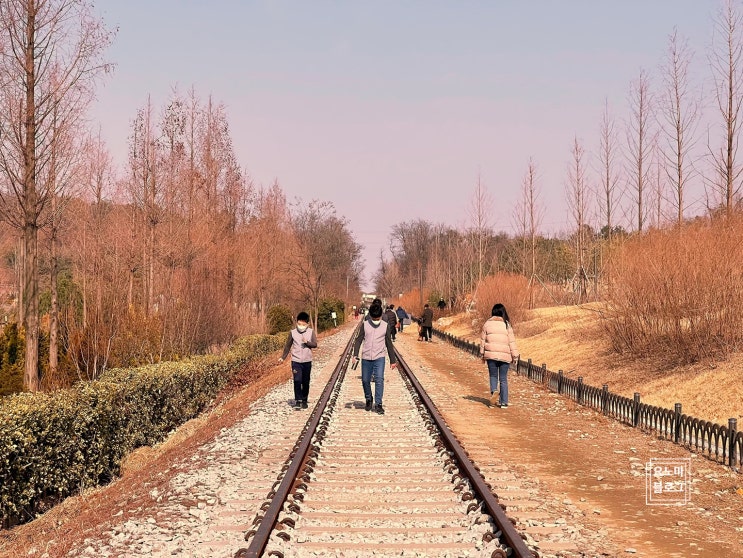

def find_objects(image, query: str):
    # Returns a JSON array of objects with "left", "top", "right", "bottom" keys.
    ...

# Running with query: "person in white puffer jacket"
[{"left": 479, "top": 303, "right": 519, "bottom": 408}]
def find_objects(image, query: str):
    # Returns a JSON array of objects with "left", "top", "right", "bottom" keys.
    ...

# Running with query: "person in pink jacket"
[{"left": 479, "top": 303, "right": 519, "bottom": 408}]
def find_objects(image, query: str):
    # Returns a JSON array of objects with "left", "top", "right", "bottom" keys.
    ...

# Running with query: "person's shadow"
[
  {"left": 463, "top": 395, "right": 491, "bottom": 407},
  {"left": 344, "top": 401, "right": 367, "bottom": 409}
]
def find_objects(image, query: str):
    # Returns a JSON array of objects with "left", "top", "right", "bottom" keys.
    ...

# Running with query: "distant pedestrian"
[
  {"left": 395, "top": 305, "right": 407, "bottom": 333},
  {"left": 479, "top": 303, "right": 519, "bottom": 408},
  {"left": 383, "top": 304, "right": 398, "bottom": 341},
  {"left": 278, "top": 311, "right": 318, "bottom": 410},
  {"left": 437, "top": 297, "right": 446, "bottom": 311},
  {"left": 352, "top": 302, "right": 397, "bottom": 415},
  {"left": 421, "top": 304, "right": 434, "bottom": 342}
]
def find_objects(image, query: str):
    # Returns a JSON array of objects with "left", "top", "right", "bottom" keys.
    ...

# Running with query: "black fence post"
[
  {"left": 602, "top": 384, "right": 608, "bottom": 415},
  {"left": 541, "top": 363, "right": 547, "bottom": 384},
  {"left": 577, "top": 377, "right": 583, "bottom": 404},
  {"left": 729, "top": 418, "right": 738, "bottom": 468},
  {"left": 558, "top": 370, "right": 563, "bottom": 394},
  {"left": 516, "top": 355, "right": 521, "bottom": 375},
  {"left": 633, "top": 393, "right": 641, "bottom": 427},
  {"left": 527, "top": 359, "right": 532, "bottom": 380},
  {"left": 674, "top": 403, "right": 682, "bottom": 444}
]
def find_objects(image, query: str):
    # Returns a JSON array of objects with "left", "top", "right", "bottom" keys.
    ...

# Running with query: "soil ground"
[
  {"left": 397, "top": 330, "right": 743, "bottom": 557},
  {"left": 441, "top": 304, "right": 743, "bottom": 426}
]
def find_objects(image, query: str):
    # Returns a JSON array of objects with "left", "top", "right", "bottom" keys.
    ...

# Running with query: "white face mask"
[
  {"left": 371, "top": 320, "right": 381, "bottom": 326},
  {"left": 297, "top": 325, "right": 308, "bottom": 333}
]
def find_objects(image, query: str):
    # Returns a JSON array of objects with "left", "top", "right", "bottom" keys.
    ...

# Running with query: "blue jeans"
[
  {"left": 486, "top": 360, "right": 509, "bottom": 405},
  {"left": 361, "top": 357, "right": 385, "bottom": 406}
]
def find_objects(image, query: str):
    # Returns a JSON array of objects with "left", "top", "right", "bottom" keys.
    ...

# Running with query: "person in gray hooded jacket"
[
  {"left": 352, "top": 302, "right": 397, "bottom": 414},
  {"left": 279, "top": 311, "right": 318, "bottom": 409}
]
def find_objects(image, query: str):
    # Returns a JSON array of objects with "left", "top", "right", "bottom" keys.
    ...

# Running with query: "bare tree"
[
  {"left": 389, "top": 220, "right": 435, "bottom": 307},
  {"left": 524, "top": 159, "right": 541, "bottom": 281},
  {"left": 0, "top": 0, "right": 113, "bottom": 391},
  {"left": 467, "top": 174, "right": 492, "bottom": 287},
  {"left": 45, "top": 81, "right": 82, "bottom": 383},
  {"left": 512, "top": 159, "right": 542, "bottom": 306},
  {"left": 128, "top": 98, "right": 160, "bottom": 316},
  {"left": 566, "top": 137, "right": 591, "bottom": 301},
  {"left": 709, "top": 0, "right": 743, "bottom": 216},
  {"left": 288, "top": 200, "right": 361, "bottom": 329},
  {"left": 512, "top": 180, "right": 529, "bottom": 277},
  {"left": 660, "top": 27, "right": 699, "bottom": 226},
  {"left": 626, "top": 69, "right": 654, "bottom": 232},
  {"left": 70, "top": 131, "right": 115, "bottom": 380},
  {"left": 598, "top": 99, "right": 622, "bottom": 242},
  {"left": 247, "top": 181, "right": 293, "bottom": 328}
]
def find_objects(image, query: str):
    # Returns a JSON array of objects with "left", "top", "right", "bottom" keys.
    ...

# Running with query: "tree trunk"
[
  {"left": 50, "top": 224, "right": 59, "bottom": 379},
  {"left": 23, "top": 223, "right": 39, "bottom": 392},
  {"left": 82, "top": 225, "right": 87, "bottom": 328},
  {"left": 17, "top": 236, "right": 24, "bottom": 325},
  {"left": 128, "top": 268, "right": 134, "bottom": 309}
]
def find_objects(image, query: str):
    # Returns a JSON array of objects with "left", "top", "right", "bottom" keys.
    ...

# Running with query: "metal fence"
[{"left": 432, "top": 327, "right": 742, "bottom": 472}]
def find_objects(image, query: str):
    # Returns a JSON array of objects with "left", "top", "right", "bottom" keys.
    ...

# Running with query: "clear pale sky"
[{"left": 90, "top": 0, "right": 718, "bottom": 289}]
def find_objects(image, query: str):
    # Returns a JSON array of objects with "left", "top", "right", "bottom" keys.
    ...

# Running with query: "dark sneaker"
[
  {"left": 294, "top": 400, "right": 302, "bottom": 410},
  {"left": 500, "top": 403, "right": 508, "bottom": 408},
  {"left": 301, "top": 400, "right": 308, "bottom": 409},
  {"left": 365, "top": 398, "right": 373, "bottom": 411},
  {"left": 375, "top": 404, "right": 385, "bottom": 415}
]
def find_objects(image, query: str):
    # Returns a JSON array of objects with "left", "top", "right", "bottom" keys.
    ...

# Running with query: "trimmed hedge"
[{"left": 0, "top": 333, "right": 283, "bottom": 526}]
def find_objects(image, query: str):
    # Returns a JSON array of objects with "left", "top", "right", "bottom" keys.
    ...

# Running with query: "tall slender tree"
[
  {"left": 598, "top": 99, "right": 622, "bottom": 243},
  {"left": 709, "top": 0, "right": 743, "bottom": 216},
  {"left": 566, "top": 137, "right": 591, "bottom": 301},
  {"left": 660, "top": 27, "right": 699, "bottom": 226},
  {"left": 0, "top": 0, "right": 113, "bottom": 391},
  {"left": 626, "top": 69, "right": 654, "bottom": 233},
  {"left": 467, "top": 174, "right": 492, "bottom": 288}
]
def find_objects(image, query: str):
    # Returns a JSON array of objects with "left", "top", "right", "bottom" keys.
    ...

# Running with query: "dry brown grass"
[
  {"left": 606, "top": 217, "right": 743, "bottom": 363},
  {"left": 394, "top": 288, "right": 432, "bottom": 317},
  {"left": 474, "top": 273, "right": 530, "bottom": 324},
  {"left": 441, "top": 302, "right": 743, "bottom": 425}
]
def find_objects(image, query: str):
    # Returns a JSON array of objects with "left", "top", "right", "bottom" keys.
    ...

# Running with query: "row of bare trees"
[
  {"left": 375, "top": 1, "right": 743, "bottom": 313},
  {"left": 515, "top": 1, "right": 743, "bottom": 303},
  {"left": 0, "top": 0, "right": 113, "bottom": 391},
  {"left": 0, "top": 2, "right": 362, "bottom": 393},
  {"left": 599, "top": 1, "right": 743, "bottom": 238}
]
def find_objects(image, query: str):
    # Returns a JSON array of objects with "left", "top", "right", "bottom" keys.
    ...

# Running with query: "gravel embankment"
[{"left": 63, "top": 328, "right": 353, "bottom": 558}]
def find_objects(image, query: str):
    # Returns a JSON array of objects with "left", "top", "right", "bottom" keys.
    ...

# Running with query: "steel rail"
[
  {"left": 234, "top": 324, "right": 360, "bottom": 558},
  {"left": 393, "top": 347, "right": 536, "bottom": 558}
]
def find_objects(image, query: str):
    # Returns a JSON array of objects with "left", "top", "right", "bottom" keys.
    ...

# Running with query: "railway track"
[{"left": 236, "top": 326, "right": 537, "bottom": 558}]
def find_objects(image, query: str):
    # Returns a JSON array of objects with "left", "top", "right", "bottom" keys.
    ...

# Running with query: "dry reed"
[{"left": 604, "top": 217, "right": 743, "bottom": 363}]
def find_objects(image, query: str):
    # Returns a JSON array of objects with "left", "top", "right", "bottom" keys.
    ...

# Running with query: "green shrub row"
[{"left": 0, "top": 333, "right": 283, "bottom": 526}]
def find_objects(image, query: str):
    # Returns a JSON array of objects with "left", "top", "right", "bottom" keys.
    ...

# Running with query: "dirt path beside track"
[{"left": 396, "top": 331, "right": 743, "bottom": 557}]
